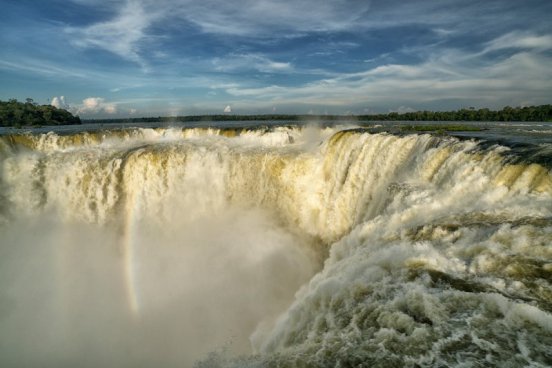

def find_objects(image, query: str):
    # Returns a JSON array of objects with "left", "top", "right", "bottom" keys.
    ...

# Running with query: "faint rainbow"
[{"left": 122, "top": 185, "right": 142, "bottom": 316}]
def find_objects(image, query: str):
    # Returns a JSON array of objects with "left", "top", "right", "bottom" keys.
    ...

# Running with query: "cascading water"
[{"left": 0, "top": 126, "right": 551, "bottom": 367}]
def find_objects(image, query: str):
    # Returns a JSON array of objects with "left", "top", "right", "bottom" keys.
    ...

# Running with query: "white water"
[{"left": 0, "top": 126, "right": 551, "bottom": 367}]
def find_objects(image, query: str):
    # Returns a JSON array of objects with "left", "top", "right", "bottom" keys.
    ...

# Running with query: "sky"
[{"left": 1, "top": 0, "right": 551, "bottom": 118}]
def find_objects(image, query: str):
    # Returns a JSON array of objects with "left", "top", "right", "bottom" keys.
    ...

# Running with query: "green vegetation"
[
  {"left": 400, "top": 124, "right": 485, "bottom": 133},
  {"left": 85, "top": 104, "right": 552, "bottom": 125},
  {"left": 0, "top": 99, "right": 81, "bottom": 128},
  {"left": 358, "top": 105, "right": 552, "bottom": 122}
]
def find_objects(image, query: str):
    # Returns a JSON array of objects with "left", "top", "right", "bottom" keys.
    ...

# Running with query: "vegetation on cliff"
[{"left": 0, "top": 99, "right": 81, "bottom": 127}]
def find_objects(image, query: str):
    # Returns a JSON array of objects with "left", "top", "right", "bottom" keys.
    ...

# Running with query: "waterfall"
[{"left": 1, "top": 126, "right": 551, "bottom": 367}]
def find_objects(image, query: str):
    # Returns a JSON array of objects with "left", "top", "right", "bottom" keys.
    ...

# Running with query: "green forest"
[
  {"left": 358, "top": 105, "right": 552, "bottom": 122},
  {"left": 86, "top": 104, "right": 552, "bottom": 124},
  {"left": 0, "top": 99, "right": 81, "bottom": 127}
]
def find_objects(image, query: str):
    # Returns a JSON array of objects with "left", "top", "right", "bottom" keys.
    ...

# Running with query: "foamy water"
[{"left": 0, "top": 126, "right": 551, "bottom": 367}]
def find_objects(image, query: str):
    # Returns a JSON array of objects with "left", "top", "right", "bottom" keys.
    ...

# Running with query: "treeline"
[
  {"left": 85, "top": 114, "right": 311, "bottom": 124},
  {"left": 0, "top": 99, "right": 81, "bottom": 127},
  {"left": 85, "top": 105, "right": 552, "bottom": 125},
  {"left": 358, "top": 105, "right": 552, "bottom": 122}
]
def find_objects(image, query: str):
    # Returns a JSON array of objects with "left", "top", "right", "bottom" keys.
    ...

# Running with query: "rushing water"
[{"left": 0, "top": 122, "right": 551, "bottom": 367}]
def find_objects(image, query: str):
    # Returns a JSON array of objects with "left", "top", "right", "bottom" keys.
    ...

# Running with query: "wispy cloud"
[
  {"left": 61, "top": 0, "right": 371, "bottom": 59},
  {"left": 65, "top": 0, "right": 157, "bottom": 67},
  {"left": 219, "top": 33, "right": 552, "bottom": 111},
  {"left": 212, "top": 53, "right": 292, "bottom": 73},
  {"left": 169, "top": 0, "right": 371, "bottom": 36},
  {"left": 59, "top": 0, "right": 552, "bottom": 72},
  {"left": 0, "top": 60, "right": 90, "bottom": 79},
  {"left": 483, "top": 31, "right": 552, "bottom": 53}
]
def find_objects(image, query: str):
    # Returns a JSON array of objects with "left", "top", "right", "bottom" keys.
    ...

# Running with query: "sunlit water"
[{"left": 0, "top": 122, "right": 551, "bottom": 367}]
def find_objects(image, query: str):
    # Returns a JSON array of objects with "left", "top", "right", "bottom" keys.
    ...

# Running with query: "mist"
[{"left": 0, "top": 206, "right": 318, "bottom": 367}]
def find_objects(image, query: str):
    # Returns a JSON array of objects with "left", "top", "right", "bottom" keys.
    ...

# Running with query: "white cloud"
[
  {"left": 394, "top": 106, "right": 417, "bottom": 113},
  {"left": 78, "top": 97, "right": 118, "bottom": 115},
  {"left": 223, "top": 105, "right": 232, "bottom": 113},
  {"left": 225, "top": 85, "right": 287, "bottom": 98},
  {"left": 51, "top": 96, "right": 70, "bottom": 109},
  {"left": 49, "top": 96, "right": 118, "bottom": 116}
]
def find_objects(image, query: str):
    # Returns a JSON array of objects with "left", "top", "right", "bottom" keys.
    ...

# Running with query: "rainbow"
[{"left": 121, "top": 188, "right": 142, "bottom": 316}]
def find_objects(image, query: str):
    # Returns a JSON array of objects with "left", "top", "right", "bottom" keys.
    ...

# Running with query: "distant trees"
[
  {"left": 84, "top": 104, "right": 552, "bottom": 125},
  {"left": 2, "top": 99, "right": 548, "bottom": 127},
  {"left": 357, "top": 105, "right": 552, "bottom": 122},
  {"left": 0, "top": 99, "right": 81, "bottom": 127}
]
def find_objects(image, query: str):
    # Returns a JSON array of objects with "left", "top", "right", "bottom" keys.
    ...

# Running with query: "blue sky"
[{"left": 1, "top": 0, "right": 551, "bottom": 117}]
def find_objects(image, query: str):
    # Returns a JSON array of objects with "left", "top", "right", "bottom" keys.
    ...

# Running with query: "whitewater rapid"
[{"left": 0, "top": 126, "right": 551, "bottom": 367}]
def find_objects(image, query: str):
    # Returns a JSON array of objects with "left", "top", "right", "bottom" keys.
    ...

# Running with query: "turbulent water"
[{"left": 0, "top": 124, "right": 551, "bottom": 367}]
